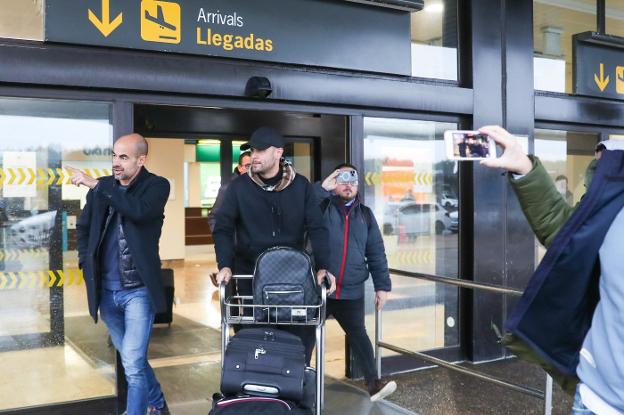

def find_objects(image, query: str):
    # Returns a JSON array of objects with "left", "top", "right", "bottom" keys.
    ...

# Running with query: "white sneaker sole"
[{"left": 370, "top": 381, "right": 397, "bottom": 402}]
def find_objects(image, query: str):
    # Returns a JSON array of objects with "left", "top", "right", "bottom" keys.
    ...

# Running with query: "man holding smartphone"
[
  {"left": 480, "top": 125, "right": 624, "bottom": 415},
  {"left": 315, "top": 164, "right": 396, "bottom": 402}
]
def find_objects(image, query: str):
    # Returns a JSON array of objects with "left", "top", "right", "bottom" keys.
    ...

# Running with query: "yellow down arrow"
[
  {"left": 594, "top": 63, "right": 610, "bottom": 92},
  {"left": 88, "top": 0, "right": 123, "bottom": 38}
]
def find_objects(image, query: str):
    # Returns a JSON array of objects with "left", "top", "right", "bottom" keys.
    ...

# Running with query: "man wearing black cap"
[{"left": 213, "top": 126, "right": 336, "bottom": 359}]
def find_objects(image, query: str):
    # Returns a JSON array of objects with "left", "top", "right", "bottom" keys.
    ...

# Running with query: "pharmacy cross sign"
[
  {"left": 573, "top": 32, "right": 624, "bottom": 100},
  {"left": 44, "top": 0, "right": 411, "bottom": 75}
]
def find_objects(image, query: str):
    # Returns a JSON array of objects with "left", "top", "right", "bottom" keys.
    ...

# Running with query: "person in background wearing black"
[{"left": 207, "top": 150, "right": 251, "bottom": 232}]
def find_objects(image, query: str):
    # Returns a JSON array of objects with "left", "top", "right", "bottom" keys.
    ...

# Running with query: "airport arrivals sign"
[
  {"left": 45, "top": 0, "right": 411, "bottom": 75},
  {"left": 573, "top": 32, "right": 624, "bottom": 100}
]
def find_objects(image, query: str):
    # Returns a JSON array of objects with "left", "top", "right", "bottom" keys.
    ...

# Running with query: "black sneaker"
[{"left": 367, "top": 379, "right": 397, "bottom": 402}]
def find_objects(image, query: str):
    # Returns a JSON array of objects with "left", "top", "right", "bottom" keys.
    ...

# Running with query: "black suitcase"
[
  {"left": 208, "top": 395, "right": 311, "bottom": 414},
  {"left": 221, "top": 328, "right": 306, "bottom": 401},
  {"left": 252, "top": 247, "right": 320, "bottom": 323},
  {"left": 154, "top": 268, "right": 174, "bottom": 325}
]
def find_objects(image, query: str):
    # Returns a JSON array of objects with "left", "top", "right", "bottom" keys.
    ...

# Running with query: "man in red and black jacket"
[{"left": 315, "top": 163, "right": 396, "bottom": 402}]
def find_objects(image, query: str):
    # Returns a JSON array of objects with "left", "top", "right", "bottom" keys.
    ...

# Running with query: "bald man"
[{"left": 72, "top": 134, "right": 171, "bottom": 415}]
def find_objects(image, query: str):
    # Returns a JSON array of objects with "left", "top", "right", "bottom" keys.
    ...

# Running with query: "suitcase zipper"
[{"left": 264, "top": 289, "right": 303, "bottom": 297}]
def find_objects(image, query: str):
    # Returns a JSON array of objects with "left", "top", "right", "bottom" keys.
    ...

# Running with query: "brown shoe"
[{"left": 367, "top": 379, "right": 397, "bottom": 402}]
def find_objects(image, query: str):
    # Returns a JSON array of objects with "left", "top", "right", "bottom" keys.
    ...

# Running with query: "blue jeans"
[
  {"left": 571, "top": 385, "right": 597, "bottom": 415},
  {"left": 100, "top": 287, "right": 165, "bottom": 415}
]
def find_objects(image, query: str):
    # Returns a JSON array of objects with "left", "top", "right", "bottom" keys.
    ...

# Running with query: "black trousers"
[{"left": 327, "top": 297, "right": 378, "bottom": 384}]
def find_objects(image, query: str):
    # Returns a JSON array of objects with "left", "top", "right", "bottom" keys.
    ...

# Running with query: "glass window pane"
[
  {"left": 0, "top": 97, "right": 114, "bottom": 411},
  {"left": 363, "top": 117, "right": 459, "bottom": 354},
  {"left": 533, "top": 128, "right": 599, "bottom": 263},
  {"left": 533, "top": 0, "right": 598, "bottom": 93},
  {"left": 410, "top": 1, "right": 458, "bottom": 81},
  {"left": 606, "top": 1, "right": 624, "bottom": 37},
  {"left": 0, "top": 0, "right": 44, "bottom": 41}
]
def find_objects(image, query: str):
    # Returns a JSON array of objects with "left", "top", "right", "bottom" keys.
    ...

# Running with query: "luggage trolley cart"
[{"left": 220, "top": 275, "right": 327, "bottom": 414}]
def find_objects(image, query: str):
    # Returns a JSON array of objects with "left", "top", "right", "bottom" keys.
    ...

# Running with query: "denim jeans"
[
  {"left": 100, "top": 287, "right": 165, "bottom": 415},
  {"left": 571, "top": 385, "right": 597, "bottom": 415}
]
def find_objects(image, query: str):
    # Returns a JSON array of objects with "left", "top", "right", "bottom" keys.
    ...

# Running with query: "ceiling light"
[
  {"left": 424, "top": 3, "right": 444, "bottom": 13},
  {"left": 197, "top": 139, "right": 221, "bottom": 145}
]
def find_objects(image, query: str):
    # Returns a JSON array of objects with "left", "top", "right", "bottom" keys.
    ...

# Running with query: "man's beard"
[
  {"left": 254, "top": 160, "right": 277, "bottom": 176},
  {"left": 340, "top": 192, "right": 356, "bottom": 202}
]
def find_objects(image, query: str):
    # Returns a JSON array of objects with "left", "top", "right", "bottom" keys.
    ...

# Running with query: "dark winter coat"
[
  {"left": 213, "top": 168, "right": 329, "bottom": 274},
  {"left": 503, "top": 153, "right": 621, "bottom": 394},
  {"left": 314, "top": 183, "right": 390, "bottom": 300},
  {"left": 76, "top": 167, "right": 170, "bottom": 322}
]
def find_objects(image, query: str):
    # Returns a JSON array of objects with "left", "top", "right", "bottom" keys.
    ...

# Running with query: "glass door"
[
  {"left": 362, "top": 117, "right": 460, "bottom": 366},
  {"left": 0, "top": 97, "right": 115, "bottom": 411}
]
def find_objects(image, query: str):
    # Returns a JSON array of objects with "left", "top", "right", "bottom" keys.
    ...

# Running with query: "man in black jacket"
[
  {"left": 72, "top": 134, "right": 170, "bottom": 415},
  {"left": 316, "top": 164, "right": 396, "bottom": 402},
  {"left": 213, "top": 126, "right": 336, "bottom": 361},
  {"left": 207, "top": 150, "right": 251, "bottom": 232}
]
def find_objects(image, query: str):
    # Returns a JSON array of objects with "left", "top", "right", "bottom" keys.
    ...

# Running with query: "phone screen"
[{"left": 449, "top": 132, "right": 493, "bottom": 160}]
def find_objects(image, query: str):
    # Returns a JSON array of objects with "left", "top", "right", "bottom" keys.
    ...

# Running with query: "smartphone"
[{"left": 444, "top": 130, "right": 496, "bottom": 161}]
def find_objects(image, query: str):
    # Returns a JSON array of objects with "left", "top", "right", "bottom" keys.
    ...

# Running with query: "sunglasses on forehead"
[{"left": 336, "top": 170, "right": 358, "bottom": 184}]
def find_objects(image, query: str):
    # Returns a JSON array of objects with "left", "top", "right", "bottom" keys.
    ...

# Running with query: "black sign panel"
[
  {"left": 574, "top": 33, "right": 624, "bottom": 100},
  {"left": 45, "top": 0, "right": 411, "bottom": 75}
]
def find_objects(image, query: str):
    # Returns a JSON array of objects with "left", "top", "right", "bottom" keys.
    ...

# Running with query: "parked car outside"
[{"left": 396, "top": 202, "right": 458, "bottom": 240}]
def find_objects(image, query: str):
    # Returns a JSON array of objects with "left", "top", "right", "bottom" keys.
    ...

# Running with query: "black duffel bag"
[
  {"left": 221, "top": 328, "right": 306, "bottom": 401},
  {"left": 252, "top": 247, "right": 320, "bottom": 323}
]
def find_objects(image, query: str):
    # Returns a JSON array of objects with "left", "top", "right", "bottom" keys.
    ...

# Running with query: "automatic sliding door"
[
  {"left": 0, "top": 97, "right": 115, "bottom": 411},
  {"left": 363, "top": 117, "right": 460, "bottom": 363}
]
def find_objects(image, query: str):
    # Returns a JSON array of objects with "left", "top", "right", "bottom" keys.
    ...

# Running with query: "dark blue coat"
[
  {"left": 507, "top": 150, "right": 624, "bottom": 376},
  {"left": 76, "top": 167, "right": 170, "bottom": 322},
  {"left": 314, "top": 183, "right": 391, "bottom": 300}
]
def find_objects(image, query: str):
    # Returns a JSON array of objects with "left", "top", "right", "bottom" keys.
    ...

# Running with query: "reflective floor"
[{"left": 2, "top": 243, "right": 443, "bottom": 414}]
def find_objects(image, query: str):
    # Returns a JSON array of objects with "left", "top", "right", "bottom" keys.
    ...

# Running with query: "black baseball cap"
[{"left": 240, "top": 127, "right": 285, "bottom": 151}]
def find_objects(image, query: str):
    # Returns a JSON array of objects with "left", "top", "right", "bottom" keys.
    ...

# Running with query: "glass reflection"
[
  {"left": 363, "top": 117, "right": 459, "bottom": 354},
  {"left": 0, "top": 98, "right": 115, "bottom": 411}
]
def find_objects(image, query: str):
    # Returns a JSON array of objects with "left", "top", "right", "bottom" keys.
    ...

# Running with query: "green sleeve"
[{"left": 509, "top": 156, "right": 576, "bottom": 248}]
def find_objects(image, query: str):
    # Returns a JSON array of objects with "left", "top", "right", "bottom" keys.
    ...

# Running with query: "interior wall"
[
  {"left": 185, "top": 144, "right": 202, "bottom": 207},
  {"left": 146, "top": 138, "right": 185, "bottom": 260}
]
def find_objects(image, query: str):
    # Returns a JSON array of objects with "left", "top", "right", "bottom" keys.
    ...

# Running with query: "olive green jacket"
[{"left": 502, "top": 155, "right": 597, "bottom": 395}]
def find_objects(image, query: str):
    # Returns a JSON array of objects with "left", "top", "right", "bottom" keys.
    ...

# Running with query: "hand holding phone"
[
  {"left": 444, "top": 130, "right": 496, "bottom": 161},
  {"left": 477, "top": 126, "right": 533, "bottom": 175}
]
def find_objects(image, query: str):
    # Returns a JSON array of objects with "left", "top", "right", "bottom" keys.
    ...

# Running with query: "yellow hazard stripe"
[
  {"left": 0, "top": 269, "right": 84, "bottom": 290},
  {"left": 0, "top": 167, "right": 111, "bottom": 188}
]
